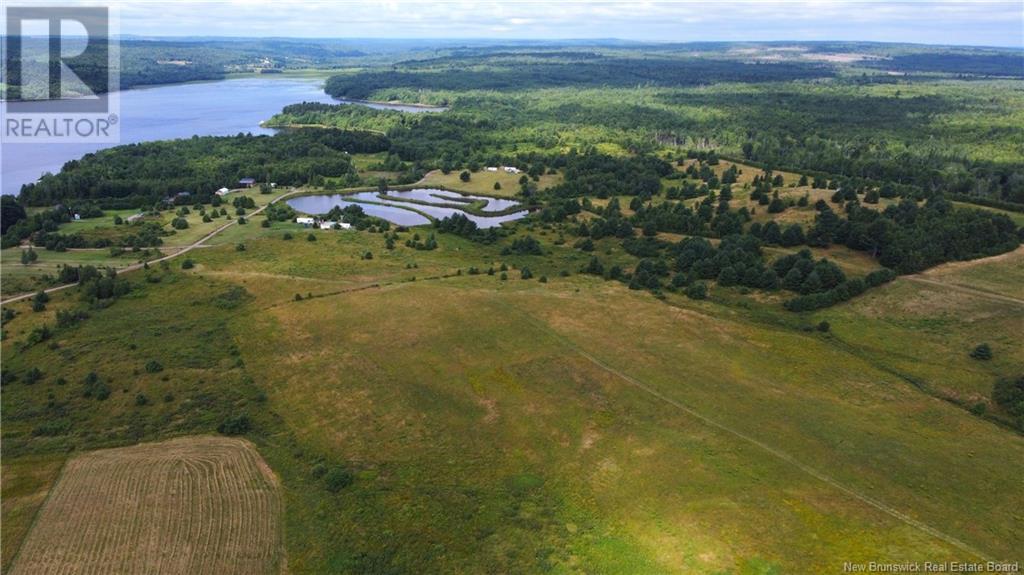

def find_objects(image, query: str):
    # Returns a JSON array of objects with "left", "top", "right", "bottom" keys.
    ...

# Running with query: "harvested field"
[{"left": 9, "top": 436, "right": 282, "bottom": 575}]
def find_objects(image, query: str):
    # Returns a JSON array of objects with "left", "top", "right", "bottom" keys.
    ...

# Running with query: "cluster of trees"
[
  {"left": 18, "top": 129, "right": 389, "bottom": 206},
  {"left": 433, "top": 213, "right": 501, "bottom": 243},
  {"left": 806, "top": 197, "right": 1019, "bottom": 274},
  {"left": 547, "top": 152, "right": 671, "bottom": 199},
  {"left": 501, "top": 235, "right": 543, "bottom": 255},
  {"left": 321, "top": 204, "right": 391, "bottom": 232}
]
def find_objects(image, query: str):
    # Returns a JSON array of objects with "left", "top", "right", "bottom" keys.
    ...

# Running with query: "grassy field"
[
  {"left": 0, "top": 247, "right": 160, "bottom": 298},
  {"left": 419, "top": 169, "right": 563, "bottom": 196},
  {"left": 9, "top": 436, "right": 282, "bottom": 575},
  {"left": 4, "top": 216, "right": 1020, "bottom": 573},
  {"left": 0, "top": 453, "right": 66, "bottom": 573}
]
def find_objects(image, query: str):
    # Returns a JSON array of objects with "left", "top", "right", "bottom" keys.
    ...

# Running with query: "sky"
[{"left": 6, "top": 0, "right": 1024, "bottom": 48}]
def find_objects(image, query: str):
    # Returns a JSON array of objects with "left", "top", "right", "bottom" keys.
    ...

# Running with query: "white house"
[
  {"left": 503, "top": 166, "right": 521, "bottom": 174},
  {"left": 215, "top": 187, "right": 231, "bottom": 196},
  {"left": 319, "top": 221, "right": 352, "bottom": 230},
  {"left": 296, "top": 217, "right": 316, "bottom": 226},
  {"left": 485, "top": 166, "right": 498, "bottom": 172}
]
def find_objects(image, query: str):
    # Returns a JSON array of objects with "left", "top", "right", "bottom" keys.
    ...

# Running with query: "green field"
[
  {"left": 4, "top": 39, "right": 1024, "bottom": 574},
  {"left": 3, "top": 218, "right": 1021, "bottom": 573}
]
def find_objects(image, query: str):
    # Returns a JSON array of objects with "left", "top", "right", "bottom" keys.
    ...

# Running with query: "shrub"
[
  {"left": 992, "top": 375, "right": 1024, "bottom": 421},
  {"left": 283, "top": 232, "right": 293, "bottom": 240},
  {"left": 521, "top": 267, "right": 533, "bottom": 280},
  {"left": 685, "top": 282, "right": 708, "bottom": 300},
  {"left": 218, "top": 413, "right": 252, "bottom": 435},
  {"left": 970, "top": 343, "right": 992, "bottom": 360},
  {"left": 24, "top": 367, "right": 43, "bottom": 385},
  {"left": 307, "top": 233, "right": 317, "bottom": 242},
  {"left": 816, "top": 321, "right": 831, "bottom": 332},
  {"left": 145, "top": 360, "right": 163, "bottom": 373},
  {"left": 181, "top": 259, "right": 194, "bottom": 269},
  {"left": 171, "top": 217, "right": 189, "bottom": 230},
  {"left": 324, "top": 467, "right": 354, "bottom": 492},
  {"left": 235, "top": 243, "right": 246, "bottom": 252},
  {"left": 135, "top": 393, "right": 149, "bottom": 406}
]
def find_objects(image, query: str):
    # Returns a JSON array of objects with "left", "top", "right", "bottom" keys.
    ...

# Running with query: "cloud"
[{"left": 18, "top": 0, "right": 1024, "bottom": 47}]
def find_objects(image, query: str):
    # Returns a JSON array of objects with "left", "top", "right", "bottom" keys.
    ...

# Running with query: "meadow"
[
  {"left": 3, "top": 41, "right": 1023, "bottom": 574},
  {"left": 3, "top": 204, "right": 1021, "bottom": 572}
]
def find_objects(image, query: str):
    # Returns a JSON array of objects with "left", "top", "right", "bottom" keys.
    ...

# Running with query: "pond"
[{"left": 286, "top": 189, "right": 528, "bottom": 229}]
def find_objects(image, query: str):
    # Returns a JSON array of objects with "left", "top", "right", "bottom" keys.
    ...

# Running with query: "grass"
[
  {"left": 9, "top": 436, "right": 282, "bottom": 575},
  {"left": 419, "top": 169, "right": 563, "bottom": 197},
  {"left": 0, "top": 247, "right": 159, "bottom": 298},
  {"left": 3, "top": 201, "right": 1021, "bottom": 573},
  {"left": 0, "top": 453, "right": 66, "bottom": 572}
]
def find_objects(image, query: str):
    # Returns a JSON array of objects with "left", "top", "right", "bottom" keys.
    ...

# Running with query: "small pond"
[{"left": 286, "top": 189, "right": 527, "bottom": 229}]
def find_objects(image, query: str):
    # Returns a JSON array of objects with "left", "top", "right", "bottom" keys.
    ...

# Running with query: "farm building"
[
  {"left": 503, "top": 166, "right": 521, "bottom": 174},
  {"left": 238, "top": 177, "right": 256, "bottom": 187},
  {"left": 296, "top": 217, "right": 316, "bottom": 226},
  {"left": 215, "top": 187, "right": 231, "bottom": 196},
  {"left": 319, "top": 221, "right": 352, "bottom": 230},
  {"left": 485, "top": 166, "right": 498, "bottom": 172}
]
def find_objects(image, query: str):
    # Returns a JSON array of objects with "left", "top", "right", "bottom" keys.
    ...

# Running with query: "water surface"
[
  {"left": 287, "top": 190, "right": 527, "bottom": 229},
  {"left": 2, "top": 77, "right": 335, "bottom": 196}
]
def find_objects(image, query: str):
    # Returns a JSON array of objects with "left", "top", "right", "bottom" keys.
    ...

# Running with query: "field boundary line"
[
  {"left": 4, "top": 455, "right": 70, "bottom": 573},
  {"left": 903, "top": 275, "right": 1024, "bottom": 306},
  {"left": 502, "top": 300, "right": 995, "bottom": 562}
]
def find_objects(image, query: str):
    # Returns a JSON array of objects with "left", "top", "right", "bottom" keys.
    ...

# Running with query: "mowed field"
[
  {"left": 2, "top": 213, "right": 1022, "bottom": 573},
  {"left": 8, "top": 436, "right": 283, "bottom": 575}
]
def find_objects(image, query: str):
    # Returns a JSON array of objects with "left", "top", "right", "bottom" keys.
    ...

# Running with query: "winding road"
[{"left": 1, "top": 189, "right": 304, "bottom": 306}]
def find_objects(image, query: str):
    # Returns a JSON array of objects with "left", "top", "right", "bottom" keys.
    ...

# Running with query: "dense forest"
[
  {"left": 18, "top": 130, "right": 389, "bottom": 206},
  {"left": 324, "top": 55, "right": 834, "bottom": 99},
  {"left": 270, "top": 49, "right": 1024, "bottom": 206}
]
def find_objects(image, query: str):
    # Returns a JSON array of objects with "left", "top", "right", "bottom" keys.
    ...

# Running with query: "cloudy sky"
[{"left": 11, "top": 1, "right": 1024, "bottom": 47}]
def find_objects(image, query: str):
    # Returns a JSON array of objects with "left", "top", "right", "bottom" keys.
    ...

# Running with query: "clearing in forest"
[{"left": 8, "top": 436, "right": 283, "bottom": 575}]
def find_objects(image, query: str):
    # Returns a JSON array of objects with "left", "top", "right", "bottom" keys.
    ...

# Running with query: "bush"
[
  {"left": 970, "top": 343, "right": 992, "bottom": 360},
  {"left": 992, "top": 375, "right": 1024, "bottom": 422},
  {"left": 181, "top": 259, "right": 194, "bottom": 269},
  {"left": 218, "top": 413, "right": 252, "bottom": 435},
  {"left": 24, "top": 367, "right": 43, "bottom": 385},
  {"left": 145, "top": 360, "right": 163, "bottom": 373},
  {"left": 324, "top": 467, "right": 354, "bottom": 492},
  {"left": 171, "top": 217, "right": 189, "bottom": 230},
  {"left": 135, "top": 393, "right": 149, "bottom": 406},
  {"left": 521, "top": 267, "right": 533, "bottom": 280},
  {"left": 816, "top": 321, "right": 831, "bottom": 332},
  {"left": 307, "top": 233, "right": 317, "bottom": 242},
  {"left": 283, "top": 232, "right": 293, "bottom": 240},
  {"left": 685, "top": 282, "right": 708, "bottom": 300},
  {"left": 235, "top": 243, "right": 246, "bottom": 252}
]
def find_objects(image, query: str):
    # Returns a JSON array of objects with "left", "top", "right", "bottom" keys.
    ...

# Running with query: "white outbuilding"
[{"left": 296, "top": 217, "right": 316, "bottom": 226}]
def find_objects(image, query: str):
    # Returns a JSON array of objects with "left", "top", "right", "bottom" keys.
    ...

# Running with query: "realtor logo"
[{"left": 3, "top": 5, "right": 120, "bottom": 143}]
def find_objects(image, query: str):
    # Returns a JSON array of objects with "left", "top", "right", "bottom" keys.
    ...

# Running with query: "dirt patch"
[{"left": 9, "top": 436, "right": 283, "bottom": 575}]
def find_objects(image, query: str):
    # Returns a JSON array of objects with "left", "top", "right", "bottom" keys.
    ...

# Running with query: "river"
[{"left": 0, "top": 77, "right": 441, "bottom": 197}]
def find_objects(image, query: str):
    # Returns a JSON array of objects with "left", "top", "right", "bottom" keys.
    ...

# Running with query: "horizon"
[{"left": 3, "top": 1, "right": 1021, "bottom": 48}]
